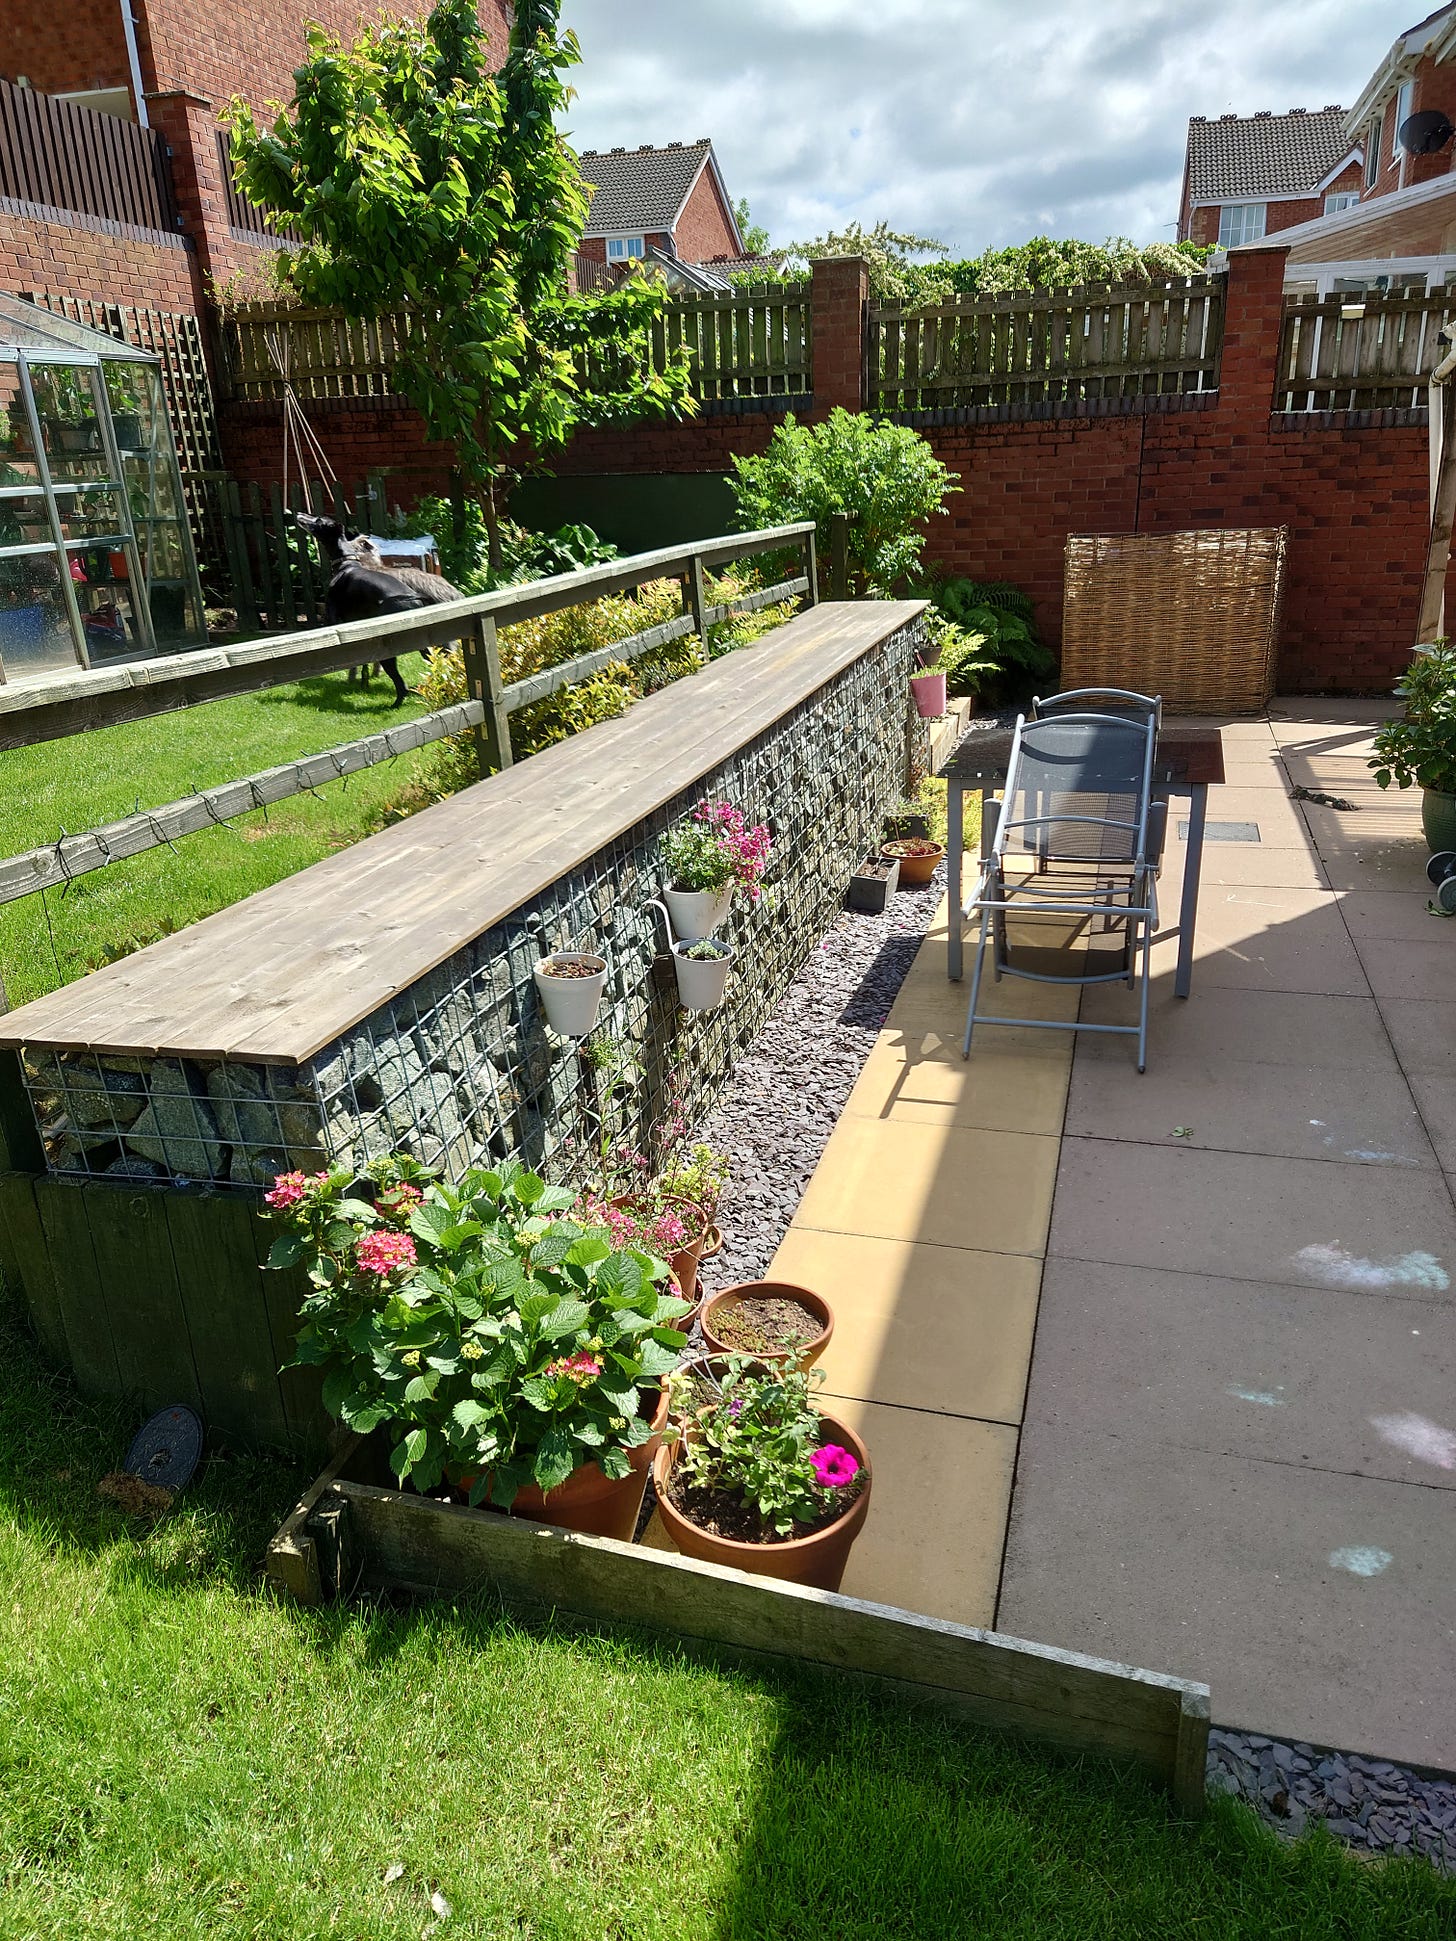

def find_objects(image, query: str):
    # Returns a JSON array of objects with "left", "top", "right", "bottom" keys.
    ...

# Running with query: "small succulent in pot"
[{"left": 671, "top": 935, "right": 736, "bottom": 1011}]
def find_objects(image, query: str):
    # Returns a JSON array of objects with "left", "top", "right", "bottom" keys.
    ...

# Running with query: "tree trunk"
[{"left": 484, "top": 472, "right": 504, "bottom": 579}]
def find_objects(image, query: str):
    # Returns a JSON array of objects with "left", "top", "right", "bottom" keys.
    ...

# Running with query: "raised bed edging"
[{"left": 266, "top": 1440, "right": 1211, "bottom": 1814}]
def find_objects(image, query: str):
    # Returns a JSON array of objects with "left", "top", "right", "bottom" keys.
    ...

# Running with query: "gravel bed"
[
  {"left": 1208, "top": 1729, "right": 1456, "bottom": 1870},
  {"left": 692, "top": 866, "right": 946, "bottom": 1289}
]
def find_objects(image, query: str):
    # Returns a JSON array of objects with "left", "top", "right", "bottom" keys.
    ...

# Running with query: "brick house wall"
[
  {"left": 671, "top": 166, "right": 740, "bottom": 262},
  {"left": 1185, "top": 162, "right": 1364, "bottom": 247},
  {"left": 1359, "top": 51, "right": 1456, "bottom": 202},
  {"left": 0, "top": 3, "right": 129, "bottom": 96},
  {"left": 0, "top": 208, "right": 200, "bottom": 311}
]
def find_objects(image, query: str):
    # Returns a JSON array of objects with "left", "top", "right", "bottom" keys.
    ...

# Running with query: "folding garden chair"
[{"left": 962, "top": 691, "right": 1165, "bottom": 1072}]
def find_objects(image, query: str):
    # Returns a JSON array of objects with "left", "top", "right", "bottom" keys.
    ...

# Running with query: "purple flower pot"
[{"left": 910, "top": 670, "right": 947, "bottom": 719}]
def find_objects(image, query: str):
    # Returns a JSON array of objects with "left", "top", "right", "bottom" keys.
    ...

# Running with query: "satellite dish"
[{"left": 1399, "top": 109, "right": 1454, "bottom": 156}]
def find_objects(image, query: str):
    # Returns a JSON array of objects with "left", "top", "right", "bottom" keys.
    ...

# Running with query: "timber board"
[{"left": 0, "top": 602, "right": 923, "bottom": 1066}]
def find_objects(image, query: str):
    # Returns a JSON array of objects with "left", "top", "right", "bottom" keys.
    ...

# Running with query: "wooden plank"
[
  {"left": 0, "top": 1048, "right": 43, "bottom": 1172},
  {"left": 164, "top": 1190, "right": 290, "bottom": 1449},
  {"left": 248, "top": 1207, "right": 325, "bottom": 1454},
  {"left": 82, "top": 1181, "right": 204, "bottom": 1412},
  {"left": 33, "top": 1176, "right": 122, "bottom": 1399},
  {"left": 0, "top": 602, "right": 926, "bottom": 1066},
  {"left": 314, "top": 1475, "right": 1209, "bottom": 1803},
  {"left": 0, "top": 1170, "right": 68, "bottom": 1361}
]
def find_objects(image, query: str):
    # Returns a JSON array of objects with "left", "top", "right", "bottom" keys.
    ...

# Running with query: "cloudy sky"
[{"left": 558, "top": 1, "right": 1403, "bottom": 256}]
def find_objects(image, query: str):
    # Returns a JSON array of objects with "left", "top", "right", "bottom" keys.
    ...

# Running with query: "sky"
[{"left": 558, "top": 0, "right": 1406, "bottom": 257}]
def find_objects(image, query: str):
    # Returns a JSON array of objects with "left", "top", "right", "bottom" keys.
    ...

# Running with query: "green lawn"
[
  {"left": 0, "top": 656, "right": 433, "bottom": 1010},
  {"left": 1, "top": 1299, "right": 1452, "bottom": 1940}
]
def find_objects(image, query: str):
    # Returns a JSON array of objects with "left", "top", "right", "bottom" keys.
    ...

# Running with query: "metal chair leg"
[{"left": 962, "top": 910, "right": 992, "bottom": 1059}]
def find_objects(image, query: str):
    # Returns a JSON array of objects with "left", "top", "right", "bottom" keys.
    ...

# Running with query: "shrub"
[
  {"left": 729, "top": 409, "right": 959, "bottom": 593},
  {"left": 918, "top": 575, "right": 1056, "bottom": 693},
  {"left": 660, "top": 799, "right": 772, "bottom": 900},
  {"left": 1370, "top": 639, "right": 1456, "bottom": 794}
]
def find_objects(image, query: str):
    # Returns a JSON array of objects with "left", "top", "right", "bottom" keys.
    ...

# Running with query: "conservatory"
[{"left": 0, "top": 296, "right": 206, "bottom": 681}]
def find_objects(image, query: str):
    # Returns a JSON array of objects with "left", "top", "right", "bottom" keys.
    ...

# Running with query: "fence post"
[
  {"left": 810, "top": 255, "right": 871, "bottom": 412},
  {"left": 463, "top": 614, "right": 513, "bottom": 776},
  {"left": 801, "top": 527, "right": 820, "bottom": 606},
  {"left": 828, "top": 512, "right": 851, "bottom": 601},
  {"left": 685, "top": 553, "right": 708, "bottom": 643}
]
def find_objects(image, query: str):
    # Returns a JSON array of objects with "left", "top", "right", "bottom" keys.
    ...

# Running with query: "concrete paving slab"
[
  {"left": 1281, "top": 754, "right": 1392, "bottom": 798},
  {"left": 843, "top": 1032, "right": 1070, "bottom": 1133},
  {"left": 1337, "top": 889, "right": 1453, "bottom": 943},
  {"left": 1078, "top": 983, "right": 1395, "bottom": 1070},
  {"left": 1298, "top": 798, "right": 1426, "bottom": 852},
  {"left": 1175, "top": 785, "right": 1313, "bottom": 840},
  {"left": 997, "top": 1417, "right": 1456, "bottom": 1767},
  {"left": 1380, "top": 998, "right": 1456, "bottom": 1079},
  {"left": 1321, "top": 847, "right": 1436, "bottom": 893},
  {"left": 1216, "top": 757, "right": 1299, "bottom": 790},
  {"left": 1352, "top": 935, "right": 1456, "bottom": 1003},
  {"left": 828, "top": 1397, "right": 1018, "bottom": 1627},
  {"left": 1027, "top": 1259, "right": 1456, "bottom": 1488},
  {"left": 1047, "top": 1138, "right": 1456, "bottom": 1297},
  {"left": 1182, "top": 845, "right": 1331, "bottom": 890},
  {"left": 792, "top": 1117, "right": 1059, "bottom": 1257},
  {"left": 1407, "top": 1073, "right": 1456, "bottom": 1175},
  {"left": 1269, "top": 700, "right": 1393, "bottom": 728},
  {"left": 1063, "top": 1053, "right": 1434, "bottom": 1169},
  {"left": 1150, "top": 885, "right": 1367, "bottom": 996},
  {"left": 771, "top": 1227, "right": 1040, "bottom": 1424}
]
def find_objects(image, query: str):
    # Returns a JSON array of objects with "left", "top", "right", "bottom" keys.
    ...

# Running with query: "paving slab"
[
  {"left": 1298, "top": 799, "right": 1428, "bottom": 854},
  {"left": 771, "top": 1227, "right": 1040, "bottom": 1424},
  {"left": 1027, "top": 1259, "right": 1456, "bottom": 1488},
  {"left": 1079, "top": 983, "right": 1396, "bottom": 1070},
  {"left": 843, "top": 1032, "right": 1070, "bottom": 1134},
  {"left": 1047, "top": 1137, "right": 1456, "bottom": 1297},
  {"left": 1407, "top": 1072, "right": 1456, "bottom": 1174},
  {"left": 1175, "top": 785, "right": 1313, "bottom": 841},
  {"left": 997, "top": 1417, "right": 1456, "bottom": 1767},
  {"left": 1063, "top": 1053, "right": 1434, "bottom": 1169},
  {"left": 1377, "top": 997, "right": 1456, "bottom": 1079},
  {"left": 1151, "top": 885, "right": 1368, "bottom": 996},
  {"left": 1338, "top": 889, "right": 1455, "bottom": 942},
  {"left": 1351, "top": 934, "right": 1456, "bottom": 1003}
]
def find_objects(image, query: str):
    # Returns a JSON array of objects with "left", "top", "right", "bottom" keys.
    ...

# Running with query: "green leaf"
[
  {"left": 532, "top": 1425, "right": 577, "bottom": 1494},
  {"left": 565, "top": 1234, "right": 611, "bottom": 1268},
  {"left": 512, "top": 1171, "right": 547, "bottom": 1206},
  {"left": 539, "top": 1298, "right": 591, "bottom": 1340},
  {"left": 321, "top": 1365, "right": 356, "bottom": 1419},
  {"left": 266, "top": 1233, "right": 305, "bottom": 1270}
]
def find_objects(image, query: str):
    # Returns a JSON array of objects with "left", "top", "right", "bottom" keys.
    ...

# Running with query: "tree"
[
  {"left": 778, "top": 220, "right": 949, "bottom": 302},
  {"left": 227, "top": 0, "right": 692, "bottom": 567},
  {"left": 950, "top": 236, "right": 1212, "bottom": 295},
  {"left": 733, "top": 196, "right": 770, "bottom": 255}
]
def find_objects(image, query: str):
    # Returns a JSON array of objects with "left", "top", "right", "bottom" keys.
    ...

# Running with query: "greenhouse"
[{"left": 0, "top": 295, "right": 206, "bottom": 681}]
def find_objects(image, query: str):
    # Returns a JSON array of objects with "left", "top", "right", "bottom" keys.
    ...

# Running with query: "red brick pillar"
[
  {"left": 811, "top": 255, "right": 869, "bottom": 413},
  {"left": 1217, "top": 242, "right": 1290, "bottom": 418},
  {"left": 146, "top": 89, "right": 249, "bottom": 290}
]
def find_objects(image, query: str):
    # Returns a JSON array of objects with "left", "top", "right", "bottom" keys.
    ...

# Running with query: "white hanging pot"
[
  {"left": 672, "top": 939, "right": 735, "bottom": 1011},
  {"left": 663, "top": 884, "right": 734, "bottom": 943},
  {"left": 533, "top": 952, "right": 607, "bottom": 1037}
]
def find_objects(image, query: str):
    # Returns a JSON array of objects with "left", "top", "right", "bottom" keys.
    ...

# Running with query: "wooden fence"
[
  {"left": 219, "top": 283, "right": 814, "bottom": 408},
  {"left": 0, "top": 78, "right": 178, "bottom": 234},
  {"left": 870, "top": 275, "right": 1226, "bottom": 414},
  {"left": 205, "top": 474, "right": 387, "bottom": 631},
  {"left": 1276, "top": 290, "right": 1456, "bottom": 412},
  {"left": 215, "top": 128, "right": 302, "bottom": 245}
]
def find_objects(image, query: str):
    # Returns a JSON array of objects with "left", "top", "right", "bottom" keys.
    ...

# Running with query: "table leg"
[
  {"left": 947, "top": 780, "right": 964, "bottom": 982},
  {"left": 1174, "top": 782, "right": 1207, "bottom": 1000}
]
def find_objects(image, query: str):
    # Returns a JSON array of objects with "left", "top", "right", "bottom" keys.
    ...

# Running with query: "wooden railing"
[
  {"left": 1276, "top": 290, "right": 1455, "bottom": 412},
  {"left": 0, "top": 79, "right": 178, "bottom": 234},
  {"left": 220, "top": 282, "right": 814, "bottom": 407},
  {"left": 870, "top": 275, "right": 1226, "bottom": 414}
]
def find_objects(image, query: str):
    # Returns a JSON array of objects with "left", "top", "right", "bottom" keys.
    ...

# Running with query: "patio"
[{"left": 672, "top": 699, "right": 1454, "bottom": 1773}]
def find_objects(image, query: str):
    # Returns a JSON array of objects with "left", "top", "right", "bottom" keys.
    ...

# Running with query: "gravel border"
[{"left": 681, "top": 863, "right": 1456, "bottom": 1869}]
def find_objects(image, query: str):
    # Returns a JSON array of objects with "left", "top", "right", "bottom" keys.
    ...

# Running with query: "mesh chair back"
[{"left": 1000, "top": 712, "right": 1154, "bottom": 864}]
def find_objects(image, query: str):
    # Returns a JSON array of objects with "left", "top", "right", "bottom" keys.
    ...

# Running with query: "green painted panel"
[{"left": 510, "top": 473, "right": 737, "bottom": 557}]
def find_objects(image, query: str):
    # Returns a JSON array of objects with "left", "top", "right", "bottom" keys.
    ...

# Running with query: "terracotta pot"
[
  {"left": 698, "top": 1223, "right": 724, "bottom": 1262},
  {"left": 881, "top": 840, "right": 945, "bottom": 888},
  {"left": 652, "top": 1413, "right": 872, "bottom": 1592},
  {"left": 508, "top": 1379, "right": 670, "bottom": 1542},
  {"left": 700, "top": 1281, "right": 834, "bottom": 1370},
  {"left": 608, "top": 1192, "right": 708, "bottom": 1305}
]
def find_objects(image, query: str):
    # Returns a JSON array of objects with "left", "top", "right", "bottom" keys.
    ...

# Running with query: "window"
[
  {"left": 606, "top": 237, "right": 645, "bottom": 261},
  {"left": 1393, "top": 79, "right": 1415, "bottom": 163},
  {"left": 1365, "top": 114, "right": 1382, "bottom": 186},
  {"left": 1217, "top": 202, "right": 1267, "bottom": 248},
  {"left": 1325, "top": 191, "right": 1360, "bottom": 214}
]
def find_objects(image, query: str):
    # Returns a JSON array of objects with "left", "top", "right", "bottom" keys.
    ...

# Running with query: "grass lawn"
[
  {"left": 0, "top": 656, "right": 433, "bottom": 1011},
  {"left": 1, "top": 1301, "right": 1452, "bottom": 1940}
]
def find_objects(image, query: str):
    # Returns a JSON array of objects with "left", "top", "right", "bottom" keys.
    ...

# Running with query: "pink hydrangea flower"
[
  {"left": 355, "top": 1229, "right": 418, "bottom": 1277},
  {"left": 265, "top": 1170, "right": 323, "bottom": 1209},
  {"left": 379, "top": 1182, "right": 423, "bottom": 1221},
  {"left": 811, "top": 1444, "right": 860, "bottom": 1490},
  {"left": 546, "top": 1352, "right": 603, "bottom": 1385}
]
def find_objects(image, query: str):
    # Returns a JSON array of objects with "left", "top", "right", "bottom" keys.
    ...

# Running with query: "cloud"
[{"left": 560, "top": 0, "right": 1398, "bottom": 254}]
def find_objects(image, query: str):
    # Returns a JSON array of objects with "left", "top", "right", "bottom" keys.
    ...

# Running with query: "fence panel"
[
  {"left": 870, "top": 275, "right": 1226, "bottom": 414},
  {"left": 0, "top": 79, "right": 178, "bottom": 233},
  {"left": 1276, "top": 291, "right": 1455, "bottom": 411},
  {"left": 215, "top": 129, "right": 301, "bottom": 244}
]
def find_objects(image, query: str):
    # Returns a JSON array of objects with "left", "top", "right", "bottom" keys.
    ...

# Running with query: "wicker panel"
[{"left": 1061, "top": 527, "right": 1288, "bottom": 715}]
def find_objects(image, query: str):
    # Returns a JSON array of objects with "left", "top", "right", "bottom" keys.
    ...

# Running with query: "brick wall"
[
  {"left": 0, "top": 208, "right": 200, "bottom": 311},
  {"left": 0, "top": 3, "right": 129, "bottom": 97},
  {"left": 672, "top": 165, "right": 740, "bottom": 263}
]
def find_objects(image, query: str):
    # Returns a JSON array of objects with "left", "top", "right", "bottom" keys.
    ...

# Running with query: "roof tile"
[
  {"left": 577, "top": 140, "right": 713, "bottom": 236},
  {"left": 1186, "top": 106, "right": 1352, "bottom": 202}
]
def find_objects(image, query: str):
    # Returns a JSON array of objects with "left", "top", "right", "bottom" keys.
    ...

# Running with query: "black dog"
[{"left": 290, "top": 511, "right": 425, "bottom": 707}]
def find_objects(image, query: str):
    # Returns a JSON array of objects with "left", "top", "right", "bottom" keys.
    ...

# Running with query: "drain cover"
[
  {"left": 123, "top": 1405, "right": 203, "bottom": 1494},
  {"left": 1178, "top": 820, "right": 1261, "bottom": 844}
]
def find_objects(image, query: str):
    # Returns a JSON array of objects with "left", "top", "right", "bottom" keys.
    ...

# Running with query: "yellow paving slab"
[
  {"left": 892, "top": 949, "right": 1084, "bottom": 1028},
  {"left": 771, "top": 1227, "right": 1041, "bottom": 1423},
  {"left": 843, "top": 1030, "right": 1070, "bottom": 1132},
  {"left": 791, "top": 1115, "right": 1059, "bottom": 1256},
  {"left": 827, "top": 1398, "right": 1019, "bottom": 1626}
]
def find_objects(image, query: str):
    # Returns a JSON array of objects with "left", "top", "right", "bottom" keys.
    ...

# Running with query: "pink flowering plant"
[
  {"left": 661, "top": 798, "right": 772, "bottom": 901},
  {"left": 265, "top": 1154, "right": 691, "bottom": 1507},
  {"left": 665, "top": 1357, "right": 863, "bottom": 1539}
]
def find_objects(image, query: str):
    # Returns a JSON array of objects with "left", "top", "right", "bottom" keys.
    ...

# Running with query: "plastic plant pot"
[
  {"left": 847, "top": 855, "right": 899, "bottom": 913},
  {"left": 1422, "top": 788, "right": 1456, "bottom": 854},
  {"left": 533, "top": 951, "right": 607, "bottom": 1037},
  {"left": 672, "top": 939, "right": 735, "bottom": 1011},
  {"left": 910, "top": 670, "right": 948, "bottom": 718},
  {"left": 663, "top": 884, "right": 733, "bottom": 943}
]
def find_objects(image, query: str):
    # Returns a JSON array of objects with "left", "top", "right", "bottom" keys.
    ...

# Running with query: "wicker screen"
[{"left": 1060, "top": 527, "right": 1288, "bottom": 714}]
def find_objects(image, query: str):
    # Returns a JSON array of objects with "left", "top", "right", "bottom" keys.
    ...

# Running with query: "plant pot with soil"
[
  {"left": 533, "top": 950, "right": 607, "bottom": 1037},
  {"left": 1370, "top": 642, "right": 1456, "bottom": 853},
  {"left": 654, "top": 1359, "right": 871, "bottom": 1592},
  {"left": 660, "top": 1141, "right": 731, "bottom": 1274},
  {"left": 660, "top": 797, "right": 772, "bottom": 942},
  {"left": 847, "top": 854, "right": 899, "bottom": 913},
  {"left": 701, "top": 1281, "right": 833, "bottom": 1370},
  {"left": 881, "top": 838, "right": 945, "bottom": 887},
  {"left": 910, "top": 668, "right": 948, "bottom": 718},
  {"left": 264, "top": 1155, "right": 692, "bottom": 1543},
  {"left": 672, "top": 937, "right": 734, "bottom": 1010}
]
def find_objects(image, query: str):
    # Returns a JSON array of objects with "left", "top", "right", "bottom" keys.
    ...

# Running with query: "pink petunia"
[
  {"left": 810, "top": 1443, "right": 860, "bottom": 1489},
  {"left": 355, "top": 1229, "right": 418, "bottom": 1277}
]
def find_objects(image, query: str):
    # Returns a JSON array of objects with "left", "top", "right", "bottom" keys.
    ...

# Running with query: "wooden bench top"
[
  {"left": 0, "top": 600, "right": 924, "bottom": 1067},
  {"left": 943, "top": 724, "right": 1226, "bottom": 789}
]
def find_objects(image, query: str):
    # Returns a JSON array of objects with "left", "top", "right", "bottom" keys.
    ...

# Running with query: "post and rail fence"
[
  {"left": 0, "top": 77, "right": 179, "bottom": 235},
  {"left": 1275, "top": 288, "right": 1456, "bottom": 413}
]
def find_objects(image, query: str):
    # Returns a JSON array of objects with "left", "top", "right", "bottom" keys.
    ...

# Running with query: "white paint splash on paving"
[
  {"left": 1228, "top": 1384, "right": 1286, "bottom": 1406},
  {"left": 1369, "top": 1411, "right": 1456, "bottom": 1470},
  {"left": 1292, "top": 1245, "right": 1450, "bottom": 1293},
  {"left": 1329, "top": 1546, "right": 1393, "bottom": 1578},
  {"left": 1344, "top": 1149, "right": 1420, "bottom": 1166}
]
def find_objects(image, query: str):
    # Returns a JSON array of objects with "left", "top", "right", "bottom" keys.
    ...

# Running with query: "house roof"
[
  {"left": 1229, "top": 165, "right": 1456, "bottom": 264},
  {"left": 1184, "top": 107, "right": 1353, "bottom": 203},
  {"left": 577, "top": 139, "right": 738, "bottom": 243},
  {"left": 1345, "top": 4, "right": 1456, "bottom": 135}
]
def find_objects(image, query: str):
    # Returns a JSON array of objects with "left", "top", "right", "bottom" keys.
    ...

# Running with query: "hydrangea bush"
[{"left": 265, "top": 1157, "right": 691, "bottom": 1506}]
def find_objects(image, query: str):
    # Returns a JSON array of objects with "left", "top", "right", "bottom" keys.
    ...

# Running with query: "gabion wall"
[{"left": 24, "top": 617, "right": 924, "bottom": 1189}]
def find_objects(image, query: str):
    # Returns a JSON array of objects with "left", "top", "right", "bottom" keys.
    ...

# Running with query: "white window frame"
[
  {"left": 1217, "top": 202, "right": 1267, "bottom": 248},
  {"left": 1366, "top": 114, "right": 1383, "bottom": 187},
  {"left": 1393, "top": 79, "right": 1415, "bottom": 165},
  {"left": 1324, "top": 190, "right": 1360, "bottom": 215},
  {"left": 605, "top": 236, "right": 646, "bottom": 261}
]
